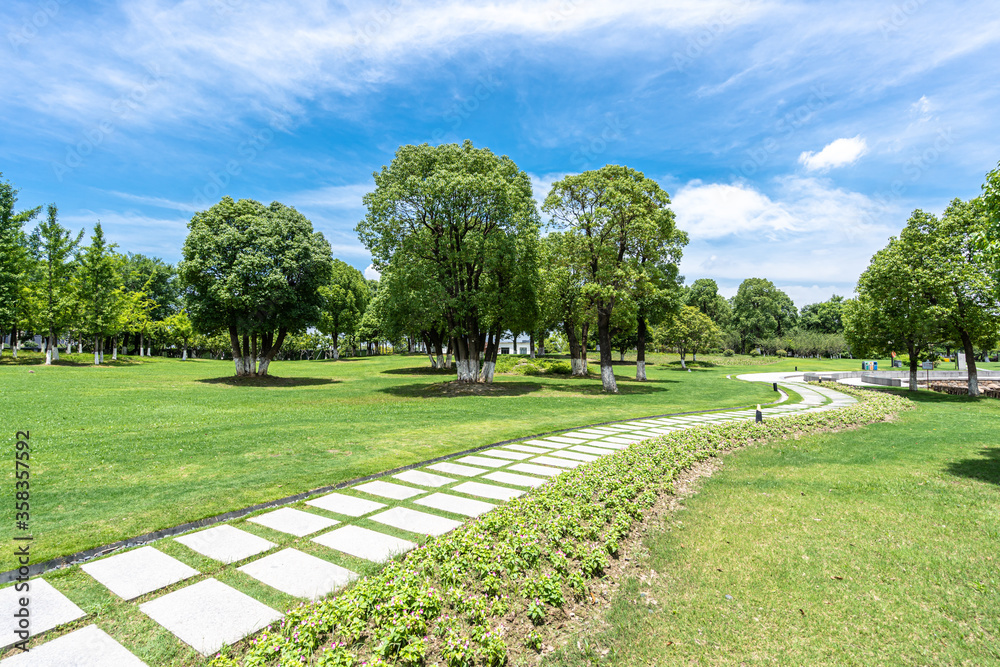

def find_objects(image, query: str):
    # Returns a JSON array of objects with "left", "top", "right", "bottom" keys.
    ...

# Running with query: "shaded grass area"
[
  {"left": 547, "top": 389, "right": 1000, "bottom": 666},
  {"left": 0, "top": 352, "right": 787, "bottom": 569}
]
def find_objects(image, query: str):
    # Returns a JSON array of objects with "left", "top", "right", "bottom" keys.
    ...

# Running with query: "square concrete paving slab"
[
  {"left": 451, "top": 481, "right": 524, "bottom": 501},
  {"left": 570, "top": 444, "right": 618, "bottom": 455},
  {"left": 313, "top": 525, "right": 416, "bottom": 562},
  {"left": 238, "top": 548, "right": 357, "bottom": 601},
  {"left": 484, "top": 471, "right": 547, "bottom": 488},
  {"left": 392, "top": 469, "right": 457, "bottom": 488},
  {"left": 175, "top": 525, "right": 275, "bottom": 565},
  {"left": 531, "top": 455, "right": 582, "bottom": 469},
  {"left": 582, "top": 441, "right": 626, "bottom": 450},
  {"left": 544, "top": 436, "right": 590, "bottom": 444},
  {"left": 547, "top": 450, "right": 599, "bottom": 463},
  {"left": 480, "top": 448, "right": 532, "bottom": 461},
  {"left": 0, "top": 579, "right": 85, "bottom": 648},
  {"left": 600, "top": 436, "right": 637, "bottom": 445},
  {"left": 578, "top": 428, "right": 621, "bottom": 435},
  {"left": 455, "top": 455, "right": 507, "bottom": 468},
  {"left": 532, "top": 439, "right": 573, "bottom": 449},
  {"left": 306, "top": 492, "right": 386, "bottom": 517},
  {"left": 427, "top": 462, "right": 486, "bottom": 477},
  {"left": 0, "top": 625, "right": 146, "bottom": 666},
  {"left": 524, "top": 439, "right": 562, "bottom": 447},
  {"left": 248, "top": 507, "right": 339, "bottom": 537},
  {"left": 503, "top": 443, "right": 551, "bottom": 454},
  {"left": 354, "top": 480, "right": 425, "bottom": 500},
  {"left": 81, "top": 546, "right": 198, "bottom": 601},
  {"left": 415, "top": 493, "right": 496, "bottom": 517},
  {"left": 139, "top": 578, "right": 282, "bottom": 656},
  {"left": 370, "top": 506, "right": 463, "bottom": 537},
  {"left": 509, "top": 463, "right": 564, "bottom": 477}
]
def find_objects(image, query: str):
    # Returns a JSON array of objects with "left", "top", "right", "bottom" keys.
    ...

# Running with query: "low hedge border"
[{"left": 210, "top": 385, "right": 910, "bottom": 667}]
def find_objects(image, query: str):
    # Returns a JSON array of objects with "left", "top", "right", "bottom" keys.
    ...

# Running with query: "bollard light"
[
  {"left": 755, "top": 404, "right": 763, "bottom": 423},
  {"left": 773, "top": 382, "right": 778, "bottom": 392}
]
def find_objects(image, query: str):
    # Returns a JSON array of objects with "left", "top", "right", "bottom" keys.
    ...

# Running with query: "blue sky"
[{"left": 3, "top": 0, "right": 999, "bottom": 307}]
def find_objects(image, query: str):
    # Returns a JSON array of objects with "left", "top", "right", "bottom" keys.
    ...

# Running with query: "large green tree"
[
  {"left": 0, "top": 173, "right": 41, "bottom": 357},
  {"left": 357, "top": 141, "right": 540, "bottom": 383},
  {"left": 686, "top": 278, "right": 731, "bottom": 328},
  {"left": 75, "top": 222, "right": 122, "bottom": 365},
  {"left": 843, "top": 232, "right": 936, "bottom": 391},
  {"left": 543, "top": 165, "right": 683, "bottom": 393},
  {"left": 660, "top": 305, "right": 721, "bottom": 369},
  {"left": 538, "top": 232, "right": 593, "bottom": 376},
  {"left": 981, "top": 159, "right": 1000, "bottom": 287},
  {"left": 28, "top": 205, "right": 84, "bottom": 364},
  {"left": 799, "top": 295, "right": 846, "bottom": 333},
  {"left": 730, "top": 278, "right": 798, "bottom": 353},
  {"left": 317, "top": 260, "right": 369, "bottom": 360},
  {"left": 179, "top": 197, "right": 333, "bottom": 376}
]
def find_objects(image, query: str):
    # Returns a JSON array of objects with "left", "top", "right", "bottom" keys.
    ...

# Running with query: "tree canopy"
[{"left": 730, "top": 278, "right": 797, "bottom": 353}]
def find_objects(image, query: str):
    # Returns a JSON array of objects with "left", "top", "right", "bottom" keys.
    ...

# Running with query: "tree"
[
  {"left": 317, "top": 260, "right": 369, "bottom": 360},
  {"left": 163, "top": 310, "right": 194, "bottom": 360},
  {"left": 179, "top": 197, "right": 333, "bottom": 376},
  {"left": 730, "top": 278, "right": 798, "bottom": 353},
  {"left": 912, "top": 200, "right": 999, "bottom": 395},
  {"left": 543, "top": 165, "right": 683, "bottom": 393},
  {"left": 799, "top": 295, "right": 846, "bottom": 333},
  {"left": 0, "top": 173, "right": 41, "bottom": 358},
  {"left": 538, "top": 232, "right": 593, "bottom": 376},
  {"left": 28, "top": 205, "right": 84, "bottom": 364},
  {"left": 660, "top": 306, "right": 721, "bottom": 369},
  {"left": 75, "top": 222, "right": 122, "bottom": 365},
  {"left": 844, "top": 242, "right": 935, "bottom": 391},
  {"left": 981, "top": 159, "right": 1000, "bottom": 288},
  {"left": 686, "top": 278, "right": 730, "bottom": 328},
  {"left": 357, "top": 141, "right": 540, "bottom": 383}
]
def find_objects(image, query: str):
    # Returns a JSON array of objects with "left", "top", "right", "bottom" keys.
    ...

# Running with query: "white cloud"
[
  {"left": 798, "top": 136, "right": 869, "bottom": 171},
  {"left": 364, "top": 264, "right": 381, "bottom": 280}
]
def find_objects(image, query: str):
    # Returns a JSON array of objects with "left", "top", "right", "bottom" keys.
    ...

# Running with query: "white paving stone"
[
  {"left": 544, "top": 436, "right": 590, "bottom": 444},
  {"left": 306, "top": 492, "right": 386, "bottom": 517},
  {"left": 238, "top": 548, "right": 357, "bottom": 601},
  {"left": 570, "top": 444, "right": 618, "bottom": 455},
  {"left": 546, "top": 449, "right": 599, "bottom": 463},
  {"left": 533, "top": 439, "right": 573, "bottom": 449},
  {"left": 176, "top": 525, "right": 275, "bottom": 564},
  {"left": 455, "top": 455, "right": 507, "bottom": 468},
  {"left": 139, "top": 578, "right": 282, "bottom": 656},
  {"left": 0, "top": 625, "right": 146, "bottom": 666},
  {"left": 452, "top": 481, "right": 524, "bottom": 501},
  {"left": 81, "top": 546, "right": 198, "bottom": 601},
  {"left": 427, "top": 462, "right": 486, "bottom": 477},
  {"left": 0, "top": 579, "right": 85, "bottom": 648},
  {"left": 509, "top": 463, "right": 564, "bottom": 477},
  {"left": 503, "top": 443, "right": 551, "bottom": 454},
  {"left": 583, "top": 440, "right": 627, "bottom": 450},
  {"left": 392, "top": 469, "right": 457, "bottom": 488},
  {"left": 415, "top": 493, "right": 496, "bottom": 518},
  {"left": 484, "top": 471, "right": 548, "bottom": 488},
  {"left": 248, "top": 507, "right": 339, "bottom": 537},
  {"left": 313, "top": 525, "right": 416, "bottom": 562},
  {"left": 531, "top": 455, "right": 582, "bottom": 468},
  {"left": 480, "top": 449, "right": 532, "bottom": 461},
  {"left": 600, "top": 436, "right": 637, "bottom": 445},
  {"left": 524, "top": 439, "right": 560, "bottom": 447},
  {"left": 353, "top": 480, "right": 425, "bottom": 500},
  {"left": 370, "top": 506, "right": 463, "bottom": 536}
]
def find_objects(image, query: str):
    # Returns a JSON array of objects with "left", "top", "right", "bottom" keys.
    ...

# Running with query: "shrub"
[
  {"left": 775, "top": 349, "right": 786, "bottom": 357},
  {"left": 723, "top": 349, "right": 734, "bottom": 357},
  {"left": 749, "top": 349, "right": 761, "bottom": 357}
]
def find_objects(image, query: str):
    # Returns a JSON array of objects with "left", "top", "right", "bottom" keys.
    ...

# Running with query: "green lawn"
[
  {"left": 1, "top": 352, "right": 789, "bottom": 569},
  {"left": 548, "top": 389, "right": 1000, "bottom": 666}
]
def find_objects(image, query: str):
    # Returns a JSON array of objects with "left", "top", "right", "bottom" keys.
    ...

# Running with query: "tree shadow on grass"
[
  {"left": 946, "top": 447, "right": 1000, "bottom": 486},
  {"left": 379, "top": 376, "right": 674, "bottom": 399},
  {"left": 197, "top": 376, "right": 341, "bottom": 387},
  {"left": 381, "top": 366, "right": 457, "bottom": 376}
]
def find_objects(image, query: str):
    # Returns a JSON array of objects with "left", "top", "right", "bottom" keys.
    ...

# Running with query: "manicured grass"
[
  {"left": 0, "top": 352, "right": 787, "bottom": 569},
  {"left": 548, "top": 389, "right": 1000, "bottom": 666}
]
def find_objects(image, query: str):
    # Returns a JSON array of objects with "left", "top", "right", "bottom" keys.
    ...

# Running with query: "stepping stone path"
[{"left": 6, "top": 371, "right": 856, "bottom": 660}]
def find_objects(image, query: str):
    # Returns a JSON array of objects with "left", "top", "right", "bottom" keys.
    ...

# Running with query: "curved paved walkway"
[{"left": 1, "top": 372, "right": 856, "bottom": 664}]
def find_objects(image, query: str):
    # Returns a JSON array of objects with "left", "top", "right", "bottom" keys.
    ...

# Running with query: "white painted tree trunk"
[
  {"left": 77, "top": 340, "right": 82, "bottom": 353},
  {"left": 258, "top": 357, "right": 271, "bottom": 376},
  {"left": 482, "top": 360, "right": 496, "bottom": 383},
  {"left": 53, "top": 345, "right": 59, "bottom": 361},
  {"left": 600, "top": 363, "right": 618, "bottom": 393},
  {"left": 969, "top": 368, "right": 979, "bottom": 397},
  {"left": 94, "top": 337, "right": 100, "bottom": 365},
  {"left": 909, "top": 369, "right": 918, "bottom": 391},
  {"left": 182, "top": 348, "right": 188, "bottom": 361},
  {"left": 437, "top": 354, "right": 444, "bottom": 368},
  {"left": 45, "top": 348, "right": 52, "bottom": 365},
  {"left": 619, "top": 351, "right": 625, "bottom": 361},
  {"left": 112, "top": 342, "right": 118, "bottom": 360},
  {"left": 445, "top": 352, "right": 452, "bottom": 369},
  {"left": 636, "top": 360, "right": 646, "bottom": 381},
  {"left": 233, "top": 355, "right": 244, "bottom": 375},
  {"left": 456, "top": 358, "right": 480, "bottom": 382},
  {"left": 147, "top": 346, "right": 151, "bottom": 356},
  {"left": 427, "top": 353, "right": 437, "bottom": 368},
  {"left": 333, "top": 348, "right": 339, "bottom": 360}
]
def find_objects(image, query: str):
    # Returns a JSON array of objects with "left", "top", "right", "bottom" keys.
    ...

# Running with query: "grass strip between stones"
[{"left": 208, "top": 385, "right": 909, "bottom": 667}]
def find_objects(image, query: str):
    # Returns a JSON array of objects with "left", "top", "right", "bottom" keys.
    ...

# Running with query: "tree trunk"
[
  {"left": 529, "top": 333, "right": 535, "bottom": 359},
  {"left": 538, "top": 332, "right": 545, "bottom": 356},
  {"left": 636, "top": 313, "right": 647, "bottom": 381},
  {"left": 907, "top": 341, "right": 919, "bottom": 391},
  {"left": 45, "top": 331, "right": 54, "bottom": 365},
  {"left": 112, "top": 336, "right": 118, "bottom": 360},
  {"left": 229, "top": 326, "right": 245, "bottom": 375},
  {"left": 580, "top": 322, "right": 590, "bottom": 376},
  {"left": 680, "top": 347, "right": 687, "bottom": 370},
  {"left": 596, "top": 304, "right": 618, "bottom": 393},
  {"left": 960, "top": 330, "right": 979, "bottom": 397},
  {"left": 565, "top": 320, "right": 583, "bottom": 376},
  {"left": 94, "top": 336, "right": 100, "bottom": 365},
  {"left": 139, "top": 331, "right": 144, "bottom": 356},
  {"left": 256, "top": 328, "right": 287, "bottom": 376},
  {"left": 100, "top": 338, "right": 105, "bottom": 363},
  {"left": 482, "top": 327, "right": 500, "bottom": 384},
  {"left": 12, "top": 328, "right": 18, "bottom": 359},
  {"left": 77, "top": 337, "right": 82, "bottom": 354}
]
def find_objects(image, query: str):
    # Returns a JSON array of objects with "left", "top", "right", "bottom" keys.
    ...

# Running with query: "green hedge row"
[{"left": 210, "top": 386, "right": 910, "bottom": 667}]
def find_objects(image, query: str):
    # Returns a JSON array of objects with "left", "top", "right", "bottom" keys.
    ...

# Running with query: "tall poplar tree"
[
  {"left": 0, "top": 173, "right": 40, "bottom": 357},
  {"left": 29, "top": 205, "right": 84, "bottom": 364}
]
